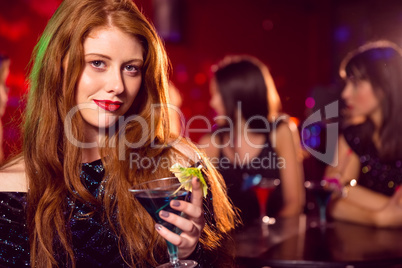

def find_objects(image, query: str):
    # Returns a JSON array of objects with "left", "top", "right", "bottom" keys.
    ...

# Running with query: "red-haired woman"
[
  {"left": 0, "top": 0, "right": 237, "bottom": 267},
  {"left": 0, "top": 54, "right": 10, "bottom": 163}
]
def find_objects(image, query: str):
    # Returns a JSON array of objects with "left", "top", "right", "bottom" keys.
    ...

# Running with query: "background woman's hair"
[
  {"left": 24, "top": 0, "right": 236, "bottom": 267},
  {"left": 339, "top": 40, "right": 402, "bottom": 161},
  {"left": 213, "top": 55, "right": 281, "bottom": 130}
]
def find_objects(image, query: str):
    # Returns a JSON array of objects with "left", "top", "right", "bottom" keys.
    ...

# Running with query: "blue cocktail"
[
  {"left": 305, "top": 180, "right": 336, "bottom": 226},
  {"left": 130, "top": 177, "right": 197, "bottom": 268}
]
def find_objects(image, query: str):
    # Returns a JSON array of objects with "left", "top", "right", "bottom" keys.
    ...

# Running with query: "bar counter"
[{"left": 234, "top": 215, "right": 402, "bottom": 268}]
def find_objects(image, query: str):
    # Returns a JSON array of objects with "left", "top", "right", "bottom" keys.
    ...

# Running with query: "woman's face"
[
  {"left": 76, "top": 26, "right": 143, "bottom": 135},
  {"left": 0, "top": 84, "right": 8, "bottom": 117},
  {"left": 209, "top": 78, "right": 227, "bottom": 126},
  {"left": 341, "top": 78, "right": 381, "bottom": 119},
  {"left": 0, "top": 61, "right": 10, "bottom": 117}
]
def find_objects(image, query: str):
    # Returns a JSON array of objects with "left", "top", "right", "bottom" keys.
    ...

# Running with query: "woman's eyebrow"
[{"left": 85, "top": 53, "right": 143, "bottom": 64}]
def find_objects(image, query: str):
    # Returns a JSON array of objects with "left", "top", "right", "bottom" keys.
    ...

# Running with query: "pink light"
[{"left": 305, "top": 97, "right": 315, "bottom": 109}]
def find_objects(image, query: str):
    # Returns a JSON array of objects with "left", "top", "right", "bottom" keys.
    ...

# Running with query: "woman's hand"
[
  {"left": 375, "top": 186, "right": 402, "bottom": 228},
  {"left": 156, "top": 177, "right": 205, "bottom": 258}
]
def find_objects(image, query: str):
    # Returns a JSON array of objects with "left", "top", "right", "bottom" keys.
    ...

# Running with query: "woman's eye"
[
  {"left": 125, "top": 65, "right": 136, "bottom": 71},
  {"left": 90, "top": 60, "right": 105, "bottom": 68},
  {"left": 347, "top": 77, "right": 358, "bottom": 86},
  {"left": 125, "top": 65, "right": 140, "bottom": 74}
]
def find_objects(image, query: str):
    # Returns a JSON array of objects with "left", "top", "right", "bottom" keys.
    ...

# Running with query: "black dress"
[
  {"left": 0, "top": 191, "right": 29, "bottom": 267},
  {"left": 343, "top": 122, "right": 402, "bottom": 196},
  {"left": 0, "top": 160, "right": 209, "bottom": 267},
  {"left": 0, "top": 160, "right": 126, "bottom": 267},
  {"left": 216, "top": 125, "right": 284, "bottom": 224}
]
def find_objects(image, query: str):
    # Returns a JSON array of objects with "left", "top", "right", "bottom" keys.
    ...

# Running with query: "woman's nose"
[
  {"left": 107, "top": 68, "right": 124, "bottom": 95},
  {"left": 209, "top": 97, "right": 214, "bottom": 109},
  {"left": 341, "top": 83, "right": 351, "bottom": 100}
]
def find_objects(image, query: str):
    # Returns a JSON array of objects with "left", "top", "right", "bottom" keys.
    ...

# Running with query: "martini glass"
[
  {"left": 305, "top": 180, "right": 338, "bottom": 226},
  {"left": 252, "top": 176, "right": 280, "bottom": 225},
  {"left": 129, "top": 177, "right": 197, "bottom": 268}
]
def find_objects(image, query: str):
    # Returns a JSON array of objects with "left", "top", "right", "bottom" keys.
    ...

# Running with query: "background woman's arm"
[
  {"left": 329, "top": 188, "right": 402, "bottom": 227},
  {"left": 325, "top": 135, "right": 391, "bottom": 210},
  {"left": 324, "top": 135, "right": 360, "bottom": 185},
  {"left": 274, "top": 122, "right": 305, "bottom": 217}
]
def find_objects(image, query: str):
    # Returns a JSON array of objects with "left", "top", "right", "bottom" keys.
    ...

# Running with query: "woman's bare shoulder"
[
  {"left": 271, "top": 119, "right": 303, "bottom": 154},
  {"left": 0, "top": 157, "right": 28, "bottom": 192},
  {"left": 272, "top": 119, "right": 296, "bottom": 141}
]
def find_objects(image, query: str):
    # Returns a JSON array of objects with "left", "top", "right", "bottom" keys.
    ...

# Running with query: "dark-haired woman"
[
  {"left": 199, "top": 56, "right": 305, "bottom": 223},
  {"left": 326, "top": 41, "right": 402, "bottom": 227}
]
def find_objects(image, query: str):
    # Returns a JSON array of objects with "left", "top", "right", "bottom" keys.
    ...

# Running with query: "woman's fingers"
[
  {"left": 155, "top": 221, "right": 199, "bottom": 250},
  {"left": 159, "top": 210, "right": 198, "bottom": 234},
  {"left": 169, "top": 177, "right": 205, "bottom": 225},
  {"left": 169, "top": 200, "right": 204, "bottom": 223},
  {"left": 154, "top": 176, "right": 205, "bottom": 257},
  {"left": 155, "top": 224, "right": 190, "bottom": 247},
  {"left": 190, "top": 176, "right": 203, "bottom": 208}
]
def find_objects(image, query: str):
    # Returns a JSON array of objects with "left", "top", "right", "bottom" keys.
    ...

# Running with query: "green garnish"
[{"left": 170, "top": 163, "right": 208, "bottom": 198}]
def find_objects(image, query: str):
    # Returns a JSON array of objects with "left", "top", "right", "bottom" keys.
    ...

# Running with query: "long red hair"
[{"left": 23, "top": 0, "right": 237, "bottom": 267}]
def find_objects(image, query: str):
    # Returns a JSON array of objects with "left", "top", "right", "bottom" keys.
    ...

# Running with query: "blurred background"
[{"left": 1, "top": 0, "right": 402, "bottom": 179}]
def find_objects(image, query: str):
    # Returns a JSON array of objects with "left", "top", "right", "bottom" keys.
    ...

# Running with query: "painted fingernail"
[
  {"left": 160, "top": 210, "right": 170, "bottom": 217},
  {"left": 172, "top": 200, "right": 180, "bottom": 207},
  {"left": 155, "top": 224, "right": 162, "bottom": 231}
]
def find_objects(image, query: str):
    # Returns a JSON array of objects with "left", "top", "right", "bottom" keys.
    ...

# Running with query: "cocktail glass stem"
[
  {"left": 167, "top": 241, "right": 179, "bottom": 266},
  {"left": 319, "top": 202, "right": 327, "bottom": 225},
  {"left": 305, "top": 180, "right": 335, "bottom": 228},
  {"left": 316, "top": 192, "right": 331, "bottom": 225}
]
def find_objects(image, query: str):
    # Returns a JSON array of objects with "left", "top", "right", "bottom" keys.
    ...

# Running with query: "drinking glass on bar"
[
  {"left": 305, "top": 179, "right": 340, "bottom": 227},
  {"left": 250, "top": 175, "right": 280, "bottom": 225}
]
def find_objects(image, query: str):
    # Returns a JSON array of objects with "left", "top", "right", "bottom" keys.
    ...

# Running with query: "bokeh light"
[{"left": 305, "top": 97, "right": 315, "bottom": 109}]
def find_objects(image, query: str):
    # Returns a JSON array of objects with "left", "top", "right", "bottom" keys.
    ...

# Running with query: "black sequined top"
[
  {"left": 0, "top": 159, "right": 126, "bottom": 267},
  {"left": 0, "top": 160, "right": 208, "bottom": 267},
  {"left": 0, "top": 192, "right": 29, "bottom": 267},
  {"left": 344, "top": 122, "right": 402, "bottom": 196}
]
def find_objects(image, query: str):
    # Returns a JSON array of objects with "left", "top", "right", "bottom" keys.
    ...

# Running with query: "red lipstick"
[{"left": 94, "top": 100, "right": 122, "bottom": 112}]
